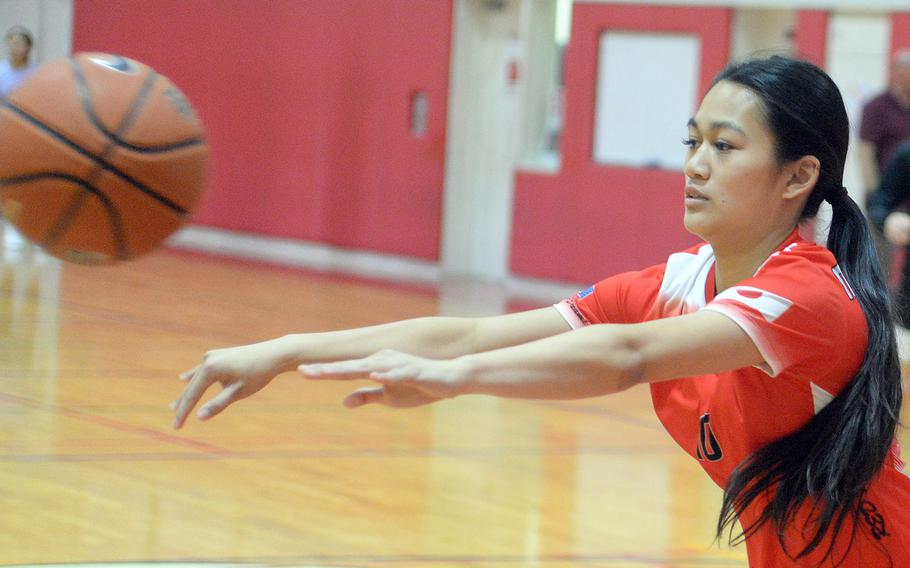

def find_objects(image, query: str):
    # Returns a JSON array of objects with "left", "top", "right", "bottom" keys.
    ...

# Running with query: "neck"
[
  {"left": 891, "top": 86, "right": 910, "bottom": 108},
  {"left": 711, "top": 224, "right": 799, "bottom": 292}
]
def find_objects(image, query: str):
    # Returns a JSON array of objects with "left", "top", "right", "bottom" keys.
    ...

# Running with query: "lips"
[{"left": 685, "top": 186, "right": 708, "bottom": 200}]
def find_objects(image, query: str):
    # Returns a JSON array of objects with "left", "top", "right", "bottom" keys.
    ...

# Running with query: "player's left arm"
[{"left": 300, "top": 310, "right": 762, "bottom": 407}]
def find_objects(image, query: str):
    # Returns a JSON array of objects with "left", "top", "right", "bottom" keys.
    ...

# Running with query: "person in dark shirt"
[
  {"left": 858, "top": 51, "right": 910, "bottom": 279},
  {"left": 860, "top": 51, "right": 910, "bottom": 191},
  {"left": 868, "top": 140, "right": 910, "bottom": 326}
]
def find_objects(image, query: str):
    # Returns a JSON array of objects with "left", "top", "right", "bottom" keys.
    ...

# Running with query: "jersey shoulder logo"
[
  {"left": 832, "top": 265, "right": 856, "bottom": 300},
  {"left": 696, "top": 413, "right": 724, "bottom": 462}
]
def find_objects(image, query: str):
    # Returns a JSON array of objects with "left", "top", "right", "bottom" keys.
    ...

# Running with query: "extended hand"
[
  {"left": 884, "top": 212, "right": 910, "bottom": 246},
  {"left": 172, "top": 340, "right": 291, "bottom": 429},
  {"left": 300, "top": 349, "right": 468, "bottom": 408}
]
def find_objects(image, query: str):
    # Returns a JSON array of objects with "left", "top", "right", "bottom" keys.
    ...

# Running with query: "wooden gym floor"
[{"left": 2, "top": 225, "right": 906, "bottom": 568}]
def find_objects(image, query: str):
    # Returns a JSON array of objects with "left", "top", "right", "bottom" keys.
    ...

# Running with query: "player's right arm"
[{"left": 171, "top": 307, "right": 570, "bottom": 428}]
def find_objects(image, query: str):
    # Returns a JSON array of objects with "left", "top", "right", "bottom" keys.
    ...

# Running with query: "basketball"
[{"left": 0, "top": 52, "right": 208, "bottom": 264}]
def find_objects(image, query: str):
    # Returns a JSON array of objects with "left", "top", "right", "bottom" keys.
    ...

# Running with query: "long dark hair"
[{"left": 713, "top": 56, "right": 902, "bottom": 564}]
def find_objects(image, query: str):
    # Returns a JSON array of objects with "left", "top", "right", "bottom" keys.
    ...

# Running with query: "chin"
[{"left": 683, "top": 214, "right": 708, "bottom": 240}]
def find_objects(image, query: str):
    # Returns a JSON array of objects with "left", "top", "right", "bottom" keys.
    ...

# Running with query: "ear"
[{"left": 782, "top": 155, "right": 821, "bottom": 200}]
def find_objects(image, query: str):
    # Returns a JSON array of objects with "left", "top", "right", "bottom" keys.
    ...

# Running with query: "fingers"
[
  {"left": 343, "top": 386, "right": 387, "bottom": 408},
  {"left": 369, "top": 367, "right": 417, "bottom": 383},
  {"left": 299, "top": 355, "right": 398, "bottom": 381},
  {"left": 197, "top": 382, "right": 243, "bottom": 420},
  {"left": 172, "top": 366, "right": 214, "bottom": 429},
  {"left": 179, "top": 365, "right": 198, "bottom": 381},
  {"left": 299, "top": 361, "right": 368, "bottom": 379}
]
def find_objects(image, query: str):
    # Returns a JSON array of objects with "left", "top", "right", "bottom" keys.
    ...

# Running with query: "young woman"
[{"left": 173, "top": 56, "right": 910, "bottom": 566}]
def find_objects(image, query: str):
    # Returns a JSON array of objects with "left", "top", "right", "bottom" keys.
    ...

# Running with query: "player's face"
[
  {"left": 682, "top": 81, "right": 790, "bottom": 244},
  {"left": 5, "top": 34, "right": 29, "bottom": 66}
]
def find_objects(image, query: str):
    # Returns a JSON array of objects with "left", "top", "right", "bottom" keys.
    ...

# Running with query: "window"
[{"left": 593, "top": 32, "right": 701, "bottom": 170}]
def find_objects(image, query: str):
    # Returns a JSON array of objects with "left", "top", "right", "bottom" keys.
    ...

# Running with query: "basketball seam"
[
  {"left": 69, "top": 57, "right": 128, "bottom": 258},
  {"left": 111, "top": 66, "right": 159, "bottom": 139},
  {"left": 0, "top": 101, "right": 190, "bottom": 215},
  {"left": 3, "top": 172, "right": 129, "bottom": 259},
  {"left": 43, "top": 191, "right": 88, "bottom": 248},
  {"left": 71, "top": 58, "right": 205, "bottom": 153}
]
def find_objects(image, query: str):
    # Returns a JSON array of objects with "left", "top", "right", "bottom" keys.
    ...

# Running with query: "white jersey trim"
[
  {"left": 655, "top": 245, "right": 716, "bottom": 317},
  {"left": 553, "top": 301, "right": 584, "bottom": 330},
  {"left": 702, "top": 303, "right": 780, "bottom": 377},
  {"left": 810, "top": 382, "right": 834, "bottom": 414}
]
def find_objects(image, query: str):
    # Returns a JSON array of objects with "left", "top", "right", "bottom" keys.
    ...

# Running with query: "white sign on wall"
[{"left": 593, "top": 31, "right": 701, "bottom": 170}]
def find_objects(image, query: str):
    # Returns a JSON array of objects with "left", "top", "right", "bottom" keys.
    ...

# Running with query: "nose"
[{"left": 684, "top": 144, "right": 709, "bottom": 181}]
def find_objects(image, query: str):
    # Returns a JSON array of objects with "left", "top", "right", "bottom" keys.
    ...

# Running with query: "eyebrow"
[{"left": 687, "top": 117, "right": 747, "bottom": 137}]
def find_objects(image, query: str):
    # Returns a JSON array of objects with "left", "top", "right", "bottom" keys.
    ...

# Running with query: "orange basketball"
[{"left": 0, "top": 52, "right": 208, "bottom": 264}]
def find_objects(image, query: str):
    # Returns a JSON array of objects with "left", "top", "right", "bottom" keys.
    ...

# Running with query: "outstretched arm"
[
  {"left": 301, "top": 310, "right": 763, "bottom": 407},
  {"left": 172, "top": 307, "right": 570, "bottom": 428}
]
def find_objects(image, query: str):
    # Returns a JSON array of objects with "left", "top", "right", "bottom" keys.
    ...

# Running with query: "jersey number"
[{"left": 696, "top": 413, "right": 724, "bottom": 462}]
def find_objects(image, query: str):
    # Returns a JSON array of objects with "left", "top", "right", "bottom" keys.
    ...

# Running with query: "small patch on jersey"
[
  {"left": 577, "top": 285, "right": 595, "bottom": 299},
  {"left": 735, "top": 288, "right": 764, "bottom": 299},
  {"left": 832, "top": 265, "right": 856, "bottom": 300}
]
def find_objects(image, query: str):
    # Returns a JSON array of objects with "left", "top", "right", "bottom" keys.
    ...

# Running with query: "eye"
[
  {"left": 681, "top": 137, "right": 698, "bottom": 149},
  {"left": 714, "top": 141, "right": 734, "bottom": 152}
]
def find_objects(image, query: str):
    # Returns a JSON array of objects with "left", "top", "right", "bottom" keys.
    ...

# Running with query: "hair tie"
[{"left": 825, "top": 186, "right": 848, "bottom": 205}]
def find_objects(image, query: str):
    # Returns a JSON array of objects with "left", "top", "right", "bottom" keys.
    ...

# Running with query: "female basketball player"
[{"left": 172, "top": 56, "right": 910, "bottom": 566}]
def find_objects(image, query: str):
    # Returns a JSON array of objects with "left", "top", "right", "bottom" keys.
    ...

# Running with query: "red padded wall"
[
  {"left": 892, "top": 12, "right": 910, "bottom": 59},
  {"left": 73, "top": 0, "right": 452, "bottom": 260},
  {"left": 794, "top": 11, "right": 829, "bottom": 68}
]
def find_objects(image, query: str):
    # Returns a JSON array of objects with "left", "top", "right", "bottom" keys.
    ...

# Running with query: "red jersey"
[{"left": 556, "top": 229, "right": 910, "bottom": 566}]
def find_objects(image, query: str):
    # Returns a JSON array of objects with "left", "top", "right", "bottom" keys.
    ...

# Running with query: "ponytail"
[
  {"left": 712, "top": 56, "right": 903, "bottom": 565},
  {"left": 718, "top": 190, "right": 902, "bottom": 563}
]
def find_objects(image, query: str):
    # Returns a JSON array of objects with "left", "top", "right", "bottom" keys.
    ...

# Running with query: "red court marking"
[{"left": 0, "top": 390, "right": 231, "bottom": 456}]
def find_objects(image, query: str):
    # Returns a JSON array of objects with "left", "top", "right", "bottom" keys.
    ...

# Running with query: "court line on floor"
[
  {"left": 4, "top": 550, "right": 748, "bottom": 566},
  {"left": 0, "top": 442, "right": 676, "bottom": 463}
]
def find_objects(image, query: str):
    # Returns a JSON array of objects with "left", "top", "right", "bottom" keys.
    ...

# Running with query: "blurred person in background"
[
  {"left": 0, "top": 25, "right": 35, "bottom": 96},
  {"left": 858, "top": 50, "right": 910, "bottom": 279},
  {"left": 860, "top": 50, "right": 910, "bottom": 198},
  {"left": 868, "top": 140, "right": 910, "bottom": 328}
]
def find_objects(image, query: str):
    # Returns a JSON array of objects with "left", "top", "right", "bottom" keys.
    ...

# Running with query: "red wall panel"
[
  {"left": 892, "top": 13, "right": 910, "bottom": 59},
  {"left": 73, "top": 0, "right": 452, "bottom": 260},
  {"left": 794, "top": 11, "right": 829, "bottom": 68},
  {"left": 511, "top": 4, "right": 731, "bottom": 283}
]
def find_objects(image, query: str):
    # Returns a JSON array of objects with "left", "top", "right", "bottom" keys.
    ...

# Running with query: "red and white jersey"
[{"left": 556, "top": 228, "right": 910, "bottom": 566}]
